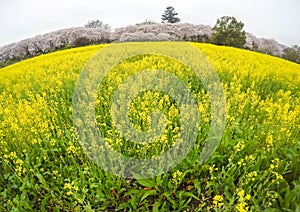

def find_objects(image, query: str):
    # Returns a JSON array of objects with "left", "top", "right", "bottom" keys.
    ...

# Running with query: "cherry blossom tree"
[
  {"left": 0, "top": 27, "right": 110, "bottom": 67},
  {"left": 258, "top": 38, "right": 285, "bottom": 56},
  {"left": 0, "top": 23, "right": 290, "bottom": 68}
]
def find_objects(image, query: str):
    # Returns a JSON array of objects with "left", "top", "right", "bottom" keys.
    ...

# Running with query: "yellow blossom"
[
  {"left": 213, "top": 195, "right": 224, "bottom": 207},
  {"left": 235, "top": 202, "right": 249, "bottom": 212}
]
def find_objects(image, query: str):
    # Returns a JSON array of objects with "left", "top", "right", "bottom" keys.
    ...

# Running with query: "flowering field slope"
[{"left": 0, "top": 43, "right": 299, "bottom": 211}]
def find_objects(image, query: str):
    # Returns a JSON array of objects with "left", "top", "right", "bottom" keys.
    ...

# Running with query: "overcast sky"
[{"left": 0, "top": 0, "right": 299, "bottom": 47}]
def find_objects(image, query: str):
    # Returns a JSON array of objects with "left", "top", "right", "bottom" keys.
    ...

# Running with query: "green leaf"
[
  {"left": 152, "top": 200, "right": 161, "bottom": 212},
  {"left": 140, "top": 190, "right": 157, "bottom": 202},
  {"left": 263, "top": 208, "right": 282, "bottom": 212},
  {"left": 40, "top": 192, "right": 52, "bottom": 211},
  {"left": 155, "top": 174, "right": 162, "bottom": 186},
  {"left": 178, "top": 191, "right": 199, "bottom": 200},
  {"left": 34, "top": 173, "right": 50, "bottom": 191},
  {"left": 131, "top": 195, "right": 138, "bottom": 209},
  {"left": 193, "top": 178, "right": 201, "bottom": 194},
  {"left": 137, "top": 178, "right": 156, "bottom": 188}
]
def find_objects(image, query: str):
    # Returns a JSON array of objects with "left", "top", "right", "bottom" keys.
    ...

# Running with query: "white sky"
[{"left": 0, "top": 0, "right": 299, "bottom": 47}]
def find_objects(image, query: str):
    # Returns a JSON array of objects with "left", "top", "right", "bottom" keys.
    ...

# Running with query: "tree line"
[
  {"left": 1, "top": 6, "right": 299, "bottom": 68},
  {"left": 159, "top": 6, "right": 299, "bottom": 64}
]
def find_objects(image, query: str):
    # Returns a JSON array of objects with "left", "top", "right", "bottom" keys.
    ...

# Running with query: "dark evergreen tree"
[
  {"left": 85, "top": 20, "right": 111, "bottom": 30},
  {"left": 161, "top": 6, "right": 180, "bottom": 23}
]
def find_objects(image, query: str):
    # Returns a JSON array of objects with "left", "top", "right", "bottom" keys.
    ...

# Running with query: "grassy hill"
[{"left": 0, "top": 43, "right": 299, "bottom": 211}]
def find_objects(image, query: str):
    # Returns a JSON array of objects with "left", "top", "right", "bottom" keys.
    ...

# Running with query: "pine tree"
[{"left": 161, "top": 6, "right": 180, "bottom": 23}]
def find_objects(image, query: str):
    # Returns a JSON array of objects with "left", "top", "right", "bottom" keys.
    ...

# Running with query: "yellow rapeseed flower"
[
  {"left": 235, "top": 202, "right": 249, "bottom": 212},
  {"left": 213, "top": 195, "right": 224, "bottom": 207}
]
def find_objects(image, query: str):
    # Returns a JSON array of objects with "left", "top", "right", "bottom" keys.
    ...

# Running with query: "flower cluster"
[
  {"left": 235, "top": 189, "right": 251, "bottom": 212},
  {"left": 64, "top": 181, "right": 79, "bottom": 196},
  {"left": 213, "top": 195, "right": 224, "bottom": 207}
]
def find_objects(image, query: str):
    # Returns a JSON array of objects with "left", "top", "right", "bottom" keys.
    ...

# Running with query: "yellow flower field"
[{"left": 0, "top": 42, "right": 299, "bottom": 211}]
